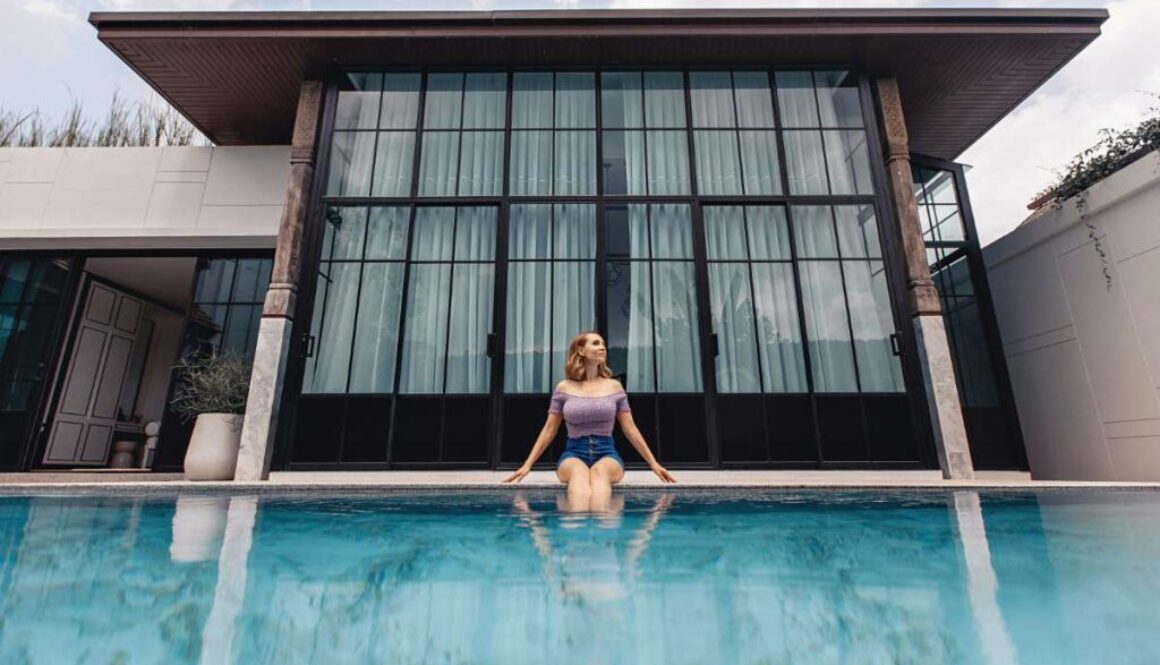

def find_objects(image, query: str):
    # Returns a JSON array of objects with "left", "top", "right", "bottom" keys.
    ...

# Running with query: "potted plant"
[{"left": 171, "top": 350, "right": 251, "bottom": 481}]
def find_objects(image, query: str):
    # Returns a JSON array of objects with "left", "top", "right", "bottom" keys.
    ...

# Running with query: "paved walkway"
[{"left": 1, "top": 469, "right": 1158, "bottom": 490}]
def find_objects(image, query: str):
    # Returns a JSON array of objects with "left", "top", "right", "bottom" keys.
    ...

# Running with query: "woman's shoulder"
[{"left": 608, "top": 378, "right": 626, "bottom": 394}]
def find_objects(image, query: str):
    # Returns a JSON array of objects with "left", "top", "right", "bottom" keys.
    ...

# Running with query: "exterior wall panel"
[{"left": 0, "top": 146, "right": 289, "bottom": 249}]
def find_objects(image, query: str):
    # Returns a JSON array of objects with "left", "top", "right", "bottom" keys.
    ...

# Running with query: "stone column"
[
  {"left": 875, "top": 78, "right": 975, "bottom": 479},
  {"left": 235, "top": 79, "right": 323, "bottom": 481}
]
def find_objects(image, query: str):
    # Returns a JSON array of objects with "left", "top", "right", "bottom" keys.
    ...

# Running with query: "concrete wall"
[
  {"left": 983, "top": 151, "right": 1160, "bottom": 481},
  {"left": 0, "top": 146, "right": 289, "bottom": 250}
]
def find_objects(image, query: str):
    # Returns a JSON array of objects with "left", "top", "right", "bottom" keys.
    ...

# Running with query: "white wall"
[
  {"left": 983, "top": 151, "right": 1160, "bottom": 481},
  {"left": 0, "top": 146, "right": 289, "bottom": 250}
]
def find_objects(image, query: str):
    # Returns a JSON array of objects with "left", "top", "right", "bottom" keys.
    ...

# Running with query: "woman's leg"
[
  {"left": 589, "top": 457, "right": 625, "bottom": 511},
  {"left": 556, "top": 458, "right": 592, "bottom": 511}
]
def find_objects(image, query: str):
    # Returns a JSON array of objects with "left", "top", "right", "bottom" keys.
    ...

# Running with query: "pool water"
[{"left": 1, "top": 489, "right": 1158, "bottom": 665}]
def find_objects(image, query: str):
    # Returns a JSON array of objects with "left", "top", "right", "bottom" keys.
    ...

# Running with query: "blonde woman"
[{"left": 504, "top": 331, "right": 676, "bottom": 506}]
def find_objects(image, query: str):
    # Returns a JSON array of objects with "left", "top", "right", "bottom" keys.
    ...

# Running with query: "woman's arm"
[
  {"left": 503, "top": 412, "right": 563, "bottom": 483},
  {"left": 616, "top": 410, "right": 676, "bottom": 483}
]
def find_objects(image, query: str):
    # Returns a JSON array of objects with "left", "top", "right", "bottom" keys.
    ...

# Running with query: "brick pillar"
[
  {"left": 235, "top": 80, "right": 323, "bottom": 481},
  {"left": 875, "top": 78, "right": 975, "bottom": 479}
]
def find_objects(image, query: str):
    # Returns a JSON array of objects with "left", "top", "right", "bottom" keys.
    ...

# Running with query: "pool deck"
[{"left": 1, "top": 470, "right": 1158, "bottom": 491}]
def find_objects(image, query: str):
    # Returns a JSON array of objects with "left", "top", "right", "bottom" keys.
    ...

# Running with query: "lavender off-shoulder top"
[{"left": 548, "top": 389, "right": 631, "bottom": 438}]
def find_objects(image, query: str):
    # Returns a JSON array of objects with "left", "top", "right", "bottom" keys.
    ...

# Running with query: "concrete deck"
[{"left": 1, "top": 470, "right": 1158, "bottom": 492}]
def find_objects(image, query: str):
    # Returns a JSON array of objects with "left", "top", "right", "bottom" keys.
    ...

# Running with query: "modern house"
[
  {"left": 985, "top": 150, "right": 1160, "bottom": 482},
  {"left": 0, "top": 9, "right": 1107, "bottom": 479}
]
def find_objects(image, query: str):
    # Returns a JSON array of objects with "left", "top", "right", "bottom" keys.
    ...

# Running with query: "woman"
[{"left": 503, "top": 331, "right": 676, "bottom": 506}]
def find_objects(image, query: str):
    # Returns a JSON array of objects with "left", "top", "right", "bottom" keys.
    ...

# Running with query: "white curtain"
[
  {"left": 418, "top": 132, "right": 460, "bottom": 197},
  {"left": 708, "top": 262, "right": 760, "bottom": 393},
  {"left": 799, "top": 261, "right": 857, "bottom": 392},
  {"left": 752, "top": 263, "right": 807, "bottom": 392},
  {"left": 823, "top": 129, "right": 874, "bottom": 195},
  {"left": 843, "top": 260, "right": 905, "bottom": 392}
]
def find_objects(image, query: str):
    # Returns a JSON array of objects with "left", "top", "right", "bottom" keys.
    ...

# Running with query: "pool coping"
[{"left": 2, "top": 470, "right": 1159, "bottom": 494}]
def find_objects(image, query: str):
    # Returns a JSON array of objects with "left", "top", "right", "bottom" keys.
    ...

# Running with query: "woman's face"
[{"left": 580, "top": 334, "right": 607, "bottom": 362}]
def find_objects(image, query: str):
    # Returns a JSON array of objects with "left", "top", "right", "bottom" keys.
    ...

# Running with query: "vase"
[{"left": 183, "top": 413, "right": 243, "bottom": 481}]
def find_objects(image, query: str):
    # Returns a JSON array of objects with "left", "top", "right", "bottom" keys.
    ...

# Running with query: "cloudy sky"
[{"left": 3, "top": 0, "right": 1157, "bottom": 243}]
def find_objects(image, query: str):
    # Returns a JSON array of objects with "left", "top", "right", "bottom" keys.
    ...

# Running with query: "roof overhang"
[{"left": 89, "top": 9, "right": 1108, "bottom": 159}]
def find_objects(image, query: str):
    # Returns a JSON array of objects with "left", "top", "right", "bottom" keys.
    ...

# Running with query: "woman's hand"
[
  {"left": 650, "top": 463, "right": 676, "bottom": 483},
  {"left": 504, "top": 465, "right": 532, "bottom": 484}
]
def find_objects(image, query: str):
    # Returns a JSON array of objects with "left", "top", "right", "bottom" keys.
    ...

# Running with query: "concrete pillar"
[
  {"left": 235, "top": 80, "right": 323, "bottom": 481},
  {"left": 875, "top": 78, "right": 975, "bottom": 479}
]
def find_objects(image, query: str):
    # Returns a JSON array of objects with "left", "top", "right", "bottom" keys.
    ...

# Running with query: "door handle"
[
  {"left": 890, "top": 333, "right": 901, "bottom": 357},
  {"left": 486, "top": 333, "right": 498, "bottom": 358},
  {"left": 302, "top": 333, "right": 316, "bottom": 358}
]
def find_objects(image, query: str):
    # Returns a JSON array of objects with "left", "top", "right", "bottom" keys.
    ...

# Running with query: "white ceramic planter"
[{"left": 184, "top": 412, "right": 243, "bottom": 481}]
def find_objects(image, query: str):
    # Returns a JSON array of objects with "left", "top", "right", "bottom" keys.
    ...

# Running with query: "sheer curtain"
[
  {"left": 303, "top": 208, "right": 369, "bottom": 393},
  {"left": 844, "top": 260, "right": 905, "bottom": 392}
]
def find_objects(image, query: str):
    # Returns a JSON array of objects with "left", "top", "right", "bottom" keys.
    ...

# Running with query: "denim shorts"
[{"left": 557, "top": 434, "right": 625, "bottom": 470}]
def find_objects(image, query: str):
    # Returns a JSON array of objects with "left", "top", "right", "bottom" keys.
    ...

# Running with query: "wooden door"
[{"left": 43, "top": 281, "right": 143, "bottom": 466}]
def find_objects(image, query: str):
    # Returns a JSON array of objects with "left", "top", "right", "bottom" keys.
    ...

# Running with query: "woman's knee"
[
  {"left": 591, "top": 459, "right": 624, "bottom": 484},
  {"left": 557, "top": 458, "right": 590, "bottom": 485}
]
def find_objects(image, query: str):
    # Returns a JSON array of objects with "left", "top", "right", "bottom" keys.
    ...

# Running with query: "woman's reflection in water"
[{"left": 512, "top": 492, "right": 676, "bottom": 603}]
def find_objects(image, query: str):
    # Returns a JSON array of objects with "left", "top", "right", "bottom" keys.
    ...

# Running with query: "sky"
[{"left": 2, "top": 0, "right": 1157, "bottom": 244}]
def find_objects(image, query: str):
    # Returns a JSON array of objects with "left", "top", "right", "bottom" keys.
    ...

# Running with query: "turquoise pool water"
[{"left": 0, "top": 489, "right": 1158, "bottom": 665}]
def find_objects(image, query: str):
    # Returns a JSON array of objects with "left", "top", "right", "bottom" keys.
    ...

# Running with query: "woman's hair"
[{"left": 564, "top": 330, "right": 613, "bottom": 381}]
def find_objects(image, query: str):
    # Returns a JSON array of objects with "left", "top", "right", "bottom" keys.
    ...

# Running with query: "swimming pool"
[{"left": 0, "top": 489, "right": 1157, "bottom": 664}]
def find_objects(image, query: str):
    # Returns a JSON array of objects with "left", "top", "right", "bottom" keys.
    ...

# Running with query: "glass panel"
[
  {"left": 925, "top": 172, "right": 960, "bottom": 205},
  {"left": 650, "top": 203, "right": 693, "bottom": 259},
  {"left": 606, "top": 260, "right": 654, "bottom": 392},
  {"left": 457, "top": 131, "right": 504, "bottom": 196},
  {"left": 417, "top": 132, "right": 460, "bottom": 197},
  {"left": 689, "top": 72, "right": 736, "bottom": 128},
  {"left": 555, "top": 72, "right": 596, "bottom": 128},
  {"left": 553, "top": 130, "right": 596, "bottom": 195},
  {"left": 943, "top": 295, "right": 999, "bottom": 408},
  {"left": 194, "top": 259, "right": 235, "bottom": 302},
  {"left": 512, "top": 73, "right": 553, "bottom": 128},
  {"left": 708, "top": 262, "right": 761, "bottom": 393},
  {"left": 302, "top": 262, "right": 359, "bottom": 393},
  {"left": 823, "top": 130, "right": 874, "bottom": 195},
  {"left": 504, "top": 261, "right": 552, "bottom": 393},
  {"left": 694, "top": 131, "right": 742, "bottom": 196},
  {"left": 509, "top": 204, "right": 551, "bottom": 260},
  {"left": 445, "top": 264, "right": 494, "bottom": 393},
  {"left": 453, "top": 207, "right": 497, "bottom": 261},
  {"left": 776, "top": 71, "right": 821, "bottom": 128},
  {"left": 601, "top": 72, "right": 643, "bottom": 129},
  {"left": 462, "top": 73, "right": 506, "bottom": 129},
  {"left": 370, "top": 131, "right": 415, "bottom": 197},
  {"left": 320, "top": 207, "right": 367, "bottom": 262},
  {"left": 552, "top": 261, "right": 596, "bottom": 377},
  {"left": 782, "top": 131, "right": 828, "bottom": 195},
  {"left": 231, "top": 260, "right": 263, "bottom": 303},
  {"left": 380, "top": 74, "right": 422, "bottom": 129},
  {"left": 792, "top": 206, "right": 839, "bottom": 258},
  {"left": 933, "top": 254, "right": 974, "bottom": 297},
  {"left": 734, "top": 71, "right": 775, "bottom": 128},
  {"left": 814, "top": 70, "right": 864, "bottom": 128},
  {"left": 644, "top": 72, "right": 686, "bottom": 128},
  {"left": 751, "top": 263, "right": 807, "bottom": 392},
  {"left": 799, "top": 261, "right": 857, "bottom": 392},
  {"left": 222, "top": 305, "right": 260, "bottom": 355},
  {"left": 834, "top": 205, "right": 882, "bottom": 259},
  {"left": 349, "top": 262, "right": 405, "bottom": 393},
  {"left": 738, "top": 130, "right": 781, "bottom": 195},
  {"left": 411, "top": 207, "right": 456, "bottom": 261},
  {"left": 601, "top": 130, "right": 645, "bottom": 195},
  {"left": 646, "top": 130, "right": 690, "bottom": 195},
  {"left": 844, "top": 261, "right": 905, "bottom": 392},
  {"left": 746, "top": 206, "right": 791, "bottom": 260},
  {"left": 653, "top": 261, "right": 702, "bottom": 392},
  {"left": 326, "top": 131, "right": 375, "bottom": 197},
  {"left": 364, "top": 207, "right": 410, "bottom": 260},
  {"left": 605, "top": 204, "right": 649, "bottom": 260},
  {"left": 334, "top": 73, "right": 382, "bottom": 130},
  {"left": 704, "top": 206, "right": 747, "bottom": 261},
  {"left": 554, "top": 204, "right": 596, "bottom": 259},
  {"left": 509, "top": 131, "right": 552, "bottom": 196},
  {"left": 423, "top": 73, "right": 463, "bottom": 130},
  {"left": 399, "top": 264, "right": 452, "bottom": 394}
]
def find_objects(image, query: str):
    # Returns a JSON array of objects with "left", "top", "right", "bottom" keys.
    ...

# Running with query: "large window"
[{"left": 305, "top": 67, "right": 910, "bottom": 468}]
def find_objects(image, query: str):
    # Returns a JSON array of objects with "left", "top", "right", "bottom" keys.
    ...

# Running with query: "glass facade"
[{"left": 295, "top": 68, "right": 911, "bottom": 468}]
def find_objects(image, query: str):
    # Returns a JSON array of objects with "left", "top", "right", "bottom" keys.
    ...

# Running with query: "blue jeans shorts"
[{"left": 557, "top": 435, "right": 625, "bottom": 470}]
